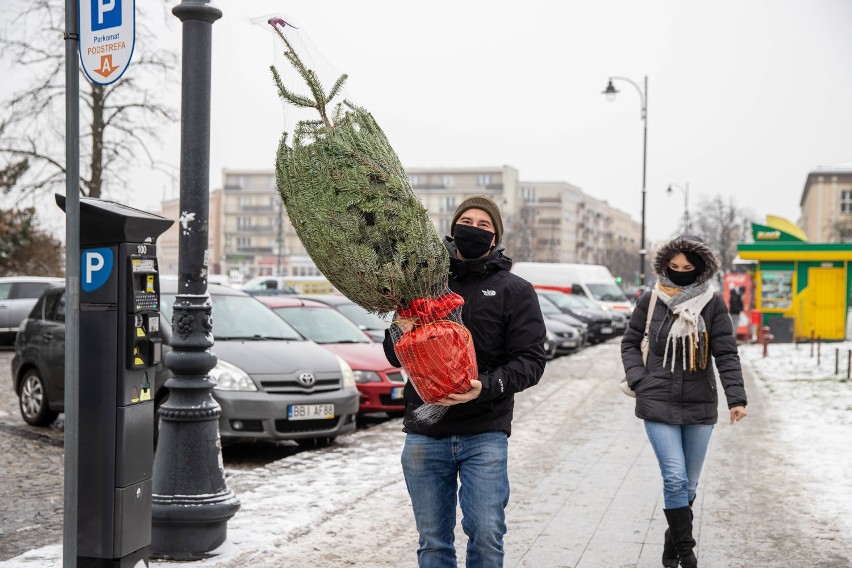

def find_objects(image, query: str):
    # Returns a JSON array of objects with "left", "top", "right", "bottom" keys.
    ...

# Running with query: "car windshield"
[
  {"left": 336, "top": 303, "right": 390, "bottom": 330},
  {"left": 274, "top": 306, "right": 370, "bottom": 344},
  {"left": 543, "top": 293, "right": 585, "bottom": 310},
  {"left": 161, "top": 294, "right": 303, "bottom": 340},
  {"left": 586, "top": 283, "right": 628, "bottom": 302},
  {"left": 537, "top": 295, "right": 562, "bottom": 315}
]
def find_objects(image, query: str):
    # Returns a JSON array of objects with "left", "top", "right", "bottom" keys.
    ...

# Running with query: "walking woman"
[{"left": 621, "top": 235, "right": 747, "bottom": 568}]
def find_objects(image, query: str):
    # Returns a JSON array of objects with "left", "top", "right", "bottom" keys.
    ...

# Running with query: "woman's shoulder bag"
[{"left": 619, "top": 289, "right": 658, "bottom": 398}]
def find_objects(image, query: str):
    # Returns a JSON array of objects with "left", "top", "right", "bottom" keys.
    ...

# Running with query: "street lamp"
[
  {"left": 602, "top": 75, "right": 648, "bottom": 284},
  {"left": 667, "top": 182, "right": 690, "bottom": 233},
  {"left": 151, "top": 0, "right": 240, "bottom": 558}
]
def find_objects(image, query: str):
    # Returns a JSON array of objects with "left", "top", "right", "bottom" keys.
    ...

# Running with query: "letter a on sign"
[{"left": 78, "top": 0, "right": 136, "bottom": 85}]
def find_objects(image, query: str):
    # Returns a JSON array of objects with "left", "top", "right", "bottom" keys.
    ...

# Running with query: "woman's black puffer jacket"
[{"left": 621, "top": 237, "right": 747, "bottom": 425}]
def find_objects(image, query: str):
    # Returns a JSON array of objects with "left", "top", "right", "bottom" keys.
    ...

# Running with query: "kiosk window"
[{"left": 760, "top": 271, "right": 793, "bottom": 310}]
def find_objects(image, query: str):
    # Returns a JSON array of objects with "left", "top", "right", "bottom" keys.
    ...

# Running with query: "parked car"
[
  {"left": 11, "top": 285, "right": 171, "bottom": 426},
  {"left": 536, "top": 295, "right": 589, "bottom": 348},
  {"left": 11, "top": 282, "right": 360, "bottom": 447},
  {"left": 543, "top": 318, "right": 581, "bottom": 358},
  {"left": 258, "top": 296, "right": 406, "bottom": 416},
  {"left": 568, "top": 293, "right": 628, "bottom": 335},
  {"left": 0, "top": 276, "right": 63, "bottom": 344},
  {"left": 158, "top": 281, "right": 359, "bottom": 445},
  {"left": 295, "top": 294, "right": 390, "bottom": 343},
  {"left": 537, "top": 291, "right": 616, "bottom": 344}
]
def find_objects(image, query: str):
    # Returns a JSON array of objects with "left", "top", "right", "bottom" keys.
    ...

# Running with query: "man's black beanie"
[{"left": 450, "top": 194, "right": 504, "bottom": 244}]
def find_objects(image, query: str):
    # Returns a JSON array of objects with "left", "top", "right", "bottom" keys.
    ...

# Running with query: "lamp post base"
[{"left": 150, "top": 490, "right": 240, "bottom": 559}]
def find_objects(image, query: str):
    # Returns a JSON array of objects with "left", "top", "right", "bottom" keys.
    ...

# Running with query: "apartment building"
[
  {"left": 158, "top": 166, "right": 642, "bottom": 282},
  {"left": 799, "top": 163, "right": 852, "bottom": 242}
]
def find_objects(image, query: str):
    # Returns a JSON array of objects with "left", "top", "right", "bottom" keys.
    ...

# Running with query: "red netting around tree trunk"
[{"left": 392, "top": 292, "right": 478, "bottom": 405}]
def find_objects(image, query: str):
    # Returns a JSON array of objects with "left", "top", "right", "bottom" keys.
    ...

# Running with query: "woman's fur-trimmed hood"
[{"left": 653, "top": 235, "right": 719, "bottom": 285}]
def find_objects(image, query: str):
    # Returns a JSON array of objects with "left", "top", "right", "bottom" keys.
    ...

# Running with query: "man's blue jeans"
[
  {"left": 401, "top": 431, "right": 510, "bottom": 568},
  {"left": 644, "top": 421, "right": 714, "bottom": 509}
]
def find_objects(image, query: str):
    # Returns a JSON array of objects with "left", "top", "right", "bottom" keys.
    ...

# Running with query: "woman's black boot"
[
  {"left": 664, "top": 507, "right": 697, "bottom": 567},
  {"left": 663, "top": 497, "right": 695, "bottom": 567},
  {"left": 662, "top": 528, "right": 679, "bottom": 567}
]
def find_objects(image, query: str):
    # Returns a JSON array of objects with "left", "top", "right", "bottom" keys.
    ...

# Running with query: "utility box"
[
  {"left": 57, "top": 196, "right": 173, "bottom": 568},
  {"left": 767, "top": 316, "right": 796, "bottom": 344}
]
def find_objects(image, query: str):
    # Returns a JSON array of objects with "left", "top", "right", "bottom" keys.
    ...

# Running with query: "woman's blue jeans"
[
  {"left": 644, "top": 421, "right": 714, "bottom": 509},
  {"left": 401, "top": 431, "right": 510, "bottom": 568}
]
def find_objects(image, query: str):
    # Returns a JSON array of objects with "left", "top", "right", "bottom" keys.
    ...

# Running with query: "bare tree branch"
[
  {"left": 0, "top": 0, "right": 178, "bottom": 199},
  {"left": 691, "top": 196, "right": 756, "bottom": 278}
]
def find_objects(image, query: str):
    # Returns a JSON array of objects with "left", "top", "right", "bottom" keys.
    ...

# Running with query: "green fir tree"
[{"left": 269, "top": 19, "right": 448, "bottom": 313}]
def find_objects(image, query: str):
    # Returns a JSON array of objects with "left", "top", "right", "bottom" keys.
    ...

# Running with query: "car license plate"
[
  {"left": 601, "top": 326, "right": 613, "bottom": 334},
  {"left": 288, "top": 404, "right": 334, "bottom": 420},
  {"left": 391, "top": 387, "right": 404, "bottom": 400}
]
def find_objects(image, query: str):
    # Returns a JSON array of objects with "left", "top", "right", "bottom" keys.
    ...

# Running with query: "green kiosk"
[{"left": 738, "top": 215, "right": 852, "bottom": 341}]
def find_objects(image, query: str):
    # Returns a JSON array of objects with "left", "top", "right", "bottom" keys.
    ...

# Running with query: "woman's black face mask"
[
  {"left": 453, "top": 224, "right": 495, "bottom": 259},
  {"left": 666, "top": 266, "right": 700, "bottom": 286}
]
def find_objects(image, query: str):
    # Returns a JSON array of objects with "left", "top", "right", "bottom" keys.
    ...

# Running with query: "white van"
[
  {"left": 240, "top": 275, "right": 336, "bottom": 295},
  {"left": 511, "top": 262, "right": 633, "bottom": 314}
]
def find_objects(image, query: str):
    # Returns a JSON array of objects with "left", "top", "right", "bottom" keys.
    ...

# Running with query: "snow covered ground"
[
  {"left": 3, "top": 340, "right": 852, "bottom": 567},
  {"left": 739, "top": 339, "right": 852, "bottom": 535}
]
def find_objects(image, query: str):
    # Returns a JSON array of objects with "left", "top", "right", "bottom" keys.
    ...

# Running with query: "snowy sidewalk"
[{"left": 3, "top": 342, "right": 852, "bottom": 567}]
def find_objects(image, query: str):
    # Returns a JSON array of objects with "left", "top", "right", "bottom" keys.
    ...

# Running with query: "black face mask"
[
  {"left": 666, "top": 267, "right": 700, "bottom": 287},
  {"left": 453, "top": 224, "right": 495, "bottom": 259}
]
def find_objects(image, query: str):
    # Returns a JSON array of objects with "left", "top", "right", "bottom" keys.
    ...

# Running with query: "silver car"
[
  {"left": 0, "top": 276, "right": 63, "bottom": 344},
  {"left": 159, "top": 281, "right": 360, "bottom": 446}
]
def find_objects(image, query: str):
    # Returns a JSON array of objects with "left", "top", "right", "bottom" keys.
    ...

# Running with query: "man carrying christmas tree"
[{"left": 384, "top": 194, "right": 547, "bottom": 567}]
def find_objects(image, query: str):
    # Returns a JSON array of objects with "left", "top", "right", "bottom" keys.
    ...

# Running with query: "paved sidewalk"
[
  {"left": 3, "top": 342, "right": 851, "bottom": 567},
  {"left": 503, "top": 344, "right": 852, "bottom": 567}
]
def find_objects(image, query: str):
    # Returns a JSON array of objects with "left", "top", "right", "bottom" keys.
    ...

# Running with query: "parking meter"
[{"left": 57, "top": 195, "right": 173, "bottom": 568}]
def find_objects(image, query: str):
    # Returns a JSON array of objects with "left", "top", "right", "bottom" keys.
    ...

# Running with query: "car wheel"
[{"left": 18, "top": 368, "right": 58, "bottom": 426}]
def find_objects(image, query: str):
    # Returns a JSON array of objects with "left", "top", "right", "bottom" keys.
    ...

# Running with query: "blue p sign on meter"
[
  {"left": 78, "top": 0, "right": 136, "bottom": 85},
  {"left": 82, "top": 248, "right": 115, "bottom": 292}
]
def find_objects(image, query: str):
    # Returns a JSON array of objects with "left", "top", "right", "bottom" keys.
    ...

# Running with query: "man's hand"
[
  {"left": 434, "top": 379, "right": 482, "bottom": 406},
  {"left": 730, "top": 406, "right": 747, "bottom": 424},
  {"left": 395, "top": 318, "right": 416, "bottom": 333}
]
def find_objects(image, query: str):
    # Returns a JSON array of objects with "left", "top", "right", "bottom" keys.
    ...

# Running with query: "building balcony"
[
  {"left": 226, "top": 205, "right": 277, "bottom": 213},
  {"left": 231, "top": 225, "right": 275, "bottom": 234},
  {"left": 235, "top": 247, "right": 274, "bottom": 254}
]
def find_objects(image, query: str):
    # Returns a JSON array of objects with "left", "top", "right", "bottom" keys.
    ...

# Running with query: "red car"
[{"left": 258, "top": 296, "right": 406, "bottom": 416}]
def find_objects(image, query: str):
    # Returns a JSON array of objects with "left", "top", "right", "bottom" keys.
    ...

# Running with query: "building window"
[
  {"left": 442, "top": 175, "right": 454, "bottom": 188},
  {"left": 440, "top": 196, "right": 456, "bottom": 213},
  {"left": 841, "top": 189, "right": 852, "bottom": 213},
  {"left": 237, "top": 217, "right": 252, "bottom": 229},
  {"left": 476, "top": 175, "right": 491, "bottom": 187},
  {"left": 237, "top": 237, "right": 251, "bottom": 248},
  {"left": 521, "top": 186, "right": 536, "bottom": 203},
  {"left": 439, "top": 218, "right": 451, "bottom": 235},
  {"left": 408, "top": 175, "right": 420, "bottom": 187}
]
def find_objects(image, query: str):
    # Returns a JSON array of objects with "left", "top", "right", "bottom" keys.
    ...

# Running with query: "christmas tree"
[{"left": 269, "top": 18, "right": 447, "bottom": 314}]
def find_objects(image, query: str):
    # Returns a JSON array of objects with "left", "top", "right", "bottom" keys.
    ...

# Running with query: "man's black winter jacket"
[{"left": 383, "top": 244, "right": 547, "bottom": 438}]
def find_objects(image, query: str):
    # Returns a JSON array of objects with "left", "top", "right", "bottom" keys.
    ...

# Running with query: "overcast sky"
[{"left": 6, "top": 0, "right": 852, "bottom": 243}]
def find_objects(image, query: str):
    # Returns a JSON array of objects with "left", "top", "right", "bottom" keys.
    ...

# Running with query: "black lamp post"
[
  {"left": 603, "top": 75, "right": 648, "bottom": 285},
  {"left": 667, "top": 182, "right": 690, "bottom": 233},
  {"left": 151, "top": 0, "right": 240, "bottom": 558}
]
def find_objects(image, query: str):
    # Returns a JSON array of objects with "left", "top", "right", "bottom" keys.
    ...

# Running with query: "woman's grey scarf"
[{"left": 655, "top": 274, "right": 714, "bottom": 372}]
